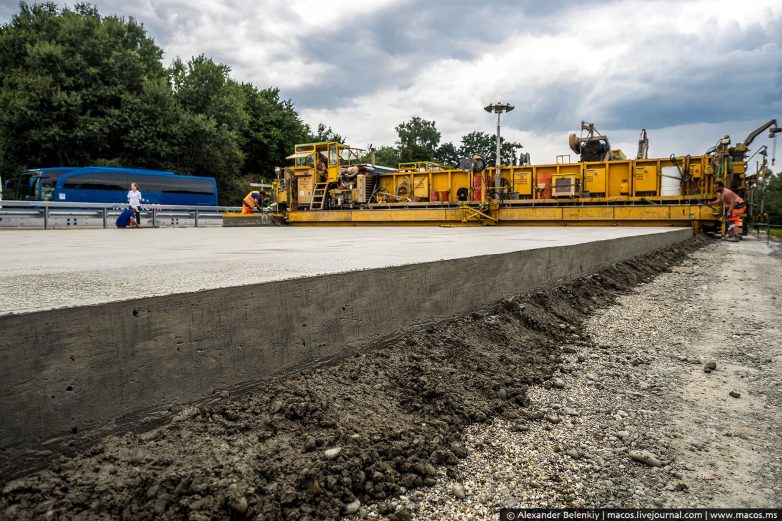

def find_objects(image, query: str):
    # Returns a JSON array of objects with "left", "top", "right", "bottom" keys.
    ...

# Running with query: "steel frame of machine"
[
  {"left": 268, "top": 152, "right": 721, "bottom": 228},
  {"left": 225, "top": 120, "right": 780, "bottom": 230}
]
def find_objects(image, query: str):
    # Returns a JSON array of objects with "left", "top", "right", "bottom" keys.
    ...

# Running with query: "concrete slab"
[
  {"left": 0, "top": 226, "right": 683, "bottom": 315},
  {"left": 0, "top": 226, "right": 693, "bottom": 473}
]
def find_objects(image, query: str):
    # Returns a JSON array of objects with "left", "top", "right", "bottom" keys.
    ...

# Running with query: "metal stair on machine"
[{"left": 311, "top": 182, "right": 328, "bottom": 210}]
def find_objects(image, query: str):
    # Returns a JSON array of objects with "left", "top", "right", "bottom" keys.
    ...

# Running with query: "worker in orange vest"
[
  {"left": 242, "top": 190, "right": 267, "bottom": 214},
  {"left": 709, "top": 180, "right": 745, "bottom": 241}
]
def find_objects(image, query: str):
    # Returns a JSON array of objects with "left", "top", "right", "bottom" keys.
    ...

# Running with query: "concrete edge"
[{"left": 0, "top": 228, "right": 691, "bottom": 476}]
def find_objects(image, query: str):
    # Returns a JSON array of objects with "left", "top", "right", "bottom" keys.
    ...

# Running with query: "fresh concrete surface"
[
  {"left": 1, "top": 226, "right": 683, "bottom": 315},
  {"left": 0, "top": 226, "right": 692, "bottom": 475}
]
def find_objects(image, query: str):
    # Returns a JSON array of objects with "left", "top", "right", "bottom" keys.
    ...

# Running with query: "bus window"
[
  {"left": 145, "top": 176, "right": 215, "bottom": 195},
  {"left": 17, "top": 173, "right": 38, "bottom": 200},
  {"left": 63, "top": 172, "right": 127, "bottom": 191},
  {"left": 39, "top": 169, "right": 73, "bottom": 200}
]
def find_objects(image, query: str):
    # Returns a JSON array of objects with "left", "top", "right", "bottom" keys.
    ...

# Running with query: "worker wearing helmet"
[
  {"left": 242, "top": 190, "right": 267, "bottom": 214},
  {"left": 710, "top": 180, "right": 745, "bottom": 241}
]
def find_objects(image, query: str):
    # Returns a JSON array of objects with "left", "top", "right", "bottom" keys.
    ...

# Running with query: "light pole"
[{"left": 484, "top": 102, "right": 514, "bottom": 194}]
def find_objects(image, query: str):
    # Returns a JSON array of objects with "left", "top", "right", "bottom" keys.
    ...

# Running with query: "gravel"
[{"left": 400, "top": 237, "right": 782, "bottom": 518}]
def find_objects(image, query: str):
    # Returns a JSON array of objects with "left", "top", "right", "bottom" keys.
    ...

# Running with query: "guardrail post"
[
  {"left": 152, "top": 208, "right": 157, "bottom": 228},
  {"left": 194, "top": 209, "right": 199, "bottom": 227},
  {"left": 102, "top": 207, "right": 108, "bottom": 228},
  {"left": 43, "top": 205, "right": 49, "bottom": 230}
]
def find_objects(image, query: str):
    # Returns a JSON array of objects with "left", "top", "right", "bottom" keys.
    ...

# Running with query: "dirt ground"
[
  {"left": 3, "top": 235, "right": 777, "bottom": 521},
  {"left": 400, "top": 235, "right": 782, "bottom": 519}
]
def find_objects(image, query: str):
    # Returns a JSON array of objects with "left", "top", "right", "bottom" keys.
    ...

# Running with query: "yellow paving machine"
[{"left": 225, "top": 119, "right": 780, "bottom": 231}]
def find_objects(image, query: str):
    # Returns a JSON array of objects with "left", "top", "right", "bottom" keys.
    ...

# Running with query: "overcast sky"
[{"left": 2, "top": 0, "right": 781, "bottom": 166}]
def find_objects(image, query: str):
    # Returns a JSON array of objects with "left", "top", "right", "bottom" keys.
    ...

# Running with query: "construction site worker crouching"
[
  {"left": 242, "top": 190, "right": 268, "bottom": 214},
  {"left": 709, "top": 180, "right": 745, "bottom": 241}
]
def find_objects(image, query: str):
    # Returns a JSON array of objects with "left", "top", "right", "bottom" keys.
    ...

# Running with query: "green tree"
[
  {"left": 458, "top": 131, "right": 516, "bottom": 166},
  {"left": 310, "top": 123, "right": 344, "bottom": 143},
  {"left": 459, "top": 131, "right": 517, "bottom": 166},
  {"left": 434, "top": 142, "right": 459, "bottom": 167},
  {"left": 241, "top": 85, "right": 309, "bottom": 179},
  {"left": 396, "top": 116, "right": 440, "bottom": 162},
  {"left": 764, "top": 171, "right": 782, "bottom": 225},
  {"left": 0, "top": 2, "right": 170, "bottom": 173},
  {"left": 459, "top": 131, "right": 494, "bottom": 162},
  {"left": 371, "top": 146, "right": 400, "bottom": 167},
  {"left": 169, "top": 55, "right": 248, "bottom": 203},
  {"left": 0, "top": 2, "right": 350, "bottom": 204}
]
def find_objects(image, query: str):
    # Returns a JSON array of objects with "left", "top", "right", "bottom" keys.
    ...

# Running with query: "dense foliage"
[
  {"left": 378, "top": 117, "right": 520, "bottom": 168},
  {"left": 763, "top": 171, "right": 782, "bottom": 225},
  {"left": 0, "top": 3, "right": 521, "bottom": 204},
  {"left": 0, "top": 2, "right": 313, "bottom": 204}
]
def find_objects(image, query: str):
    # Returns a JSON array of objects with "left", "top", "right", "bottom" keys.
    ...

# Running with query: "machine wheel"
[{"left": 456, "top": 187, "right": 469, "bottom": 201}]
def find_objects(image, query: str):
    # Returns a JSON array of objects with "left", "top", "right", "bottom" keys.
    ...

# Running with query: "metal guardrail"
[
  {"left": 0, "top": 200, "right": 241, "bottom": 229},
  {"left": 752, "top": 223, "right": 782, "bottom": 245}
]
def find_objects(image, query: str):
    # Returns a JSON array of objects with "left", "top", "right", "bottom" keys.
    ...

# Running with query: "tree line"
[
  {"left": 0, "top": 3, "right": 333, "bottom": 203},
  {"left": 762, "top": 169, "right": 782, "bottom": 226},
  {"left": 0, "top": 3, "right": 529, "bottom": 204},
  {"left": 369, "top": 116, "right": 523, "bottom": 169}
]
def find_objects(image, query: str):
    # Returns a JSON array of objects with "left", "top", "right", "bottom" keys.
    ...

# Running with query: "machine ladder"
[{"left": 311, "top": 183, "right": 329, "bottom": 210}]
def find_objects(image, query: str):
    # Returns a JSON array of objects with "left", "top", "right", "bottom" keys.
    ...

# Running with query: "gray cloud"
[
  {"left": 2, "top": 0, "right": 780, "bottom": 156},
  {"left": 283, "top": 0, "right": 615, "bottom": 109}
]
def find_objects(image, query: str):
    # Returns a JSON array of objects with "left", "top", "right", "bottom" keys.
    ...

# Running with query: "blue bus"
[{"left": 4, "top": 167, "right": 218, "bottom": 206}]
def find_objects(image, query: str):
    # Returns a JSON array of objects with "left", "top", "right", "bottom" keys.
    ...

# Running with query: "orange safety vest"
[{"left": 243, "top": 191, "right": 261, "bottom": 208}]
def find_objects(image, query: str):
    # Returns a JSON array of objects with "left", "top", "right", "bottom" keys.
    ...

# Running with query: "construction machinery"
[{"left": 225, "top": 119, "right": 780, "bottom": 231}]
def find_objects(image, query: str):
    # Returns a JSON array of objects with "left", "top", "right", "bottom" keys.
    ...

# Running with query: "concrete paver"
[{"left": 0, "top": 226, "right": 684, "bottom": 314}]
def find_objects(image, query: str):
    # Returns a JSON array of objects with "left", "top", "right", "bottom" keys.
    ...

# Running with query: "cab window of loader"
[
  {"left": 329, "top": 144, "right": 338, "bottom": 166},
  {"left": 294, "top": 154, "right": 314, "bottom": 167},
  {"left": 338, "top": 147, "right": 358, "bottom": 167}
]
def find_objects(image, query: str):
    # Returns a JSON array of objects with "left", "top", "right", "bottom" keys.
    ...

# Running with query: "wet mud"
[{"left": 0, "top": 237, "right": 706, "bottom": 520}]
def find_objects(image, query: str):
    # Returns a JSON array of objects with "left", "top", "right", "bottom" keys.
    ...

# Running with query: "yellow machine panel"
[
  {"left": 430, "top": 171, "right": 450, "bottom": 197},
  {"left": 298, "top": 176, "right": 314, "bottom": 204},
  {"left": 584, "top": 165, "right": 606, "bottom": 196},
  {"left": 633, "top": 164, "right": 658, "bottom": 196},
  {"left": 557, "top": 163, "right": 581, "bottom": 177},
  {"left": 562, "top": 207, "right": 614, "bottom": 221},
  {"left": 607, "top": 162, "right": 631, "bottom": 197},
  {"left": 513, "top": 169, "right": 533, "bottom": 196},
  {"left": 413, "top": 176, "right": 429, "bottom": 199}
]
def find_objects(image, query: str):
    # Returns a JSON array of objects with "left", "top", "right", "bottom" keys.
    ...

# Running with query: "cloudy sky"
[{"left": 2, "top": 0, "right": 781, "bottom": 165}]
